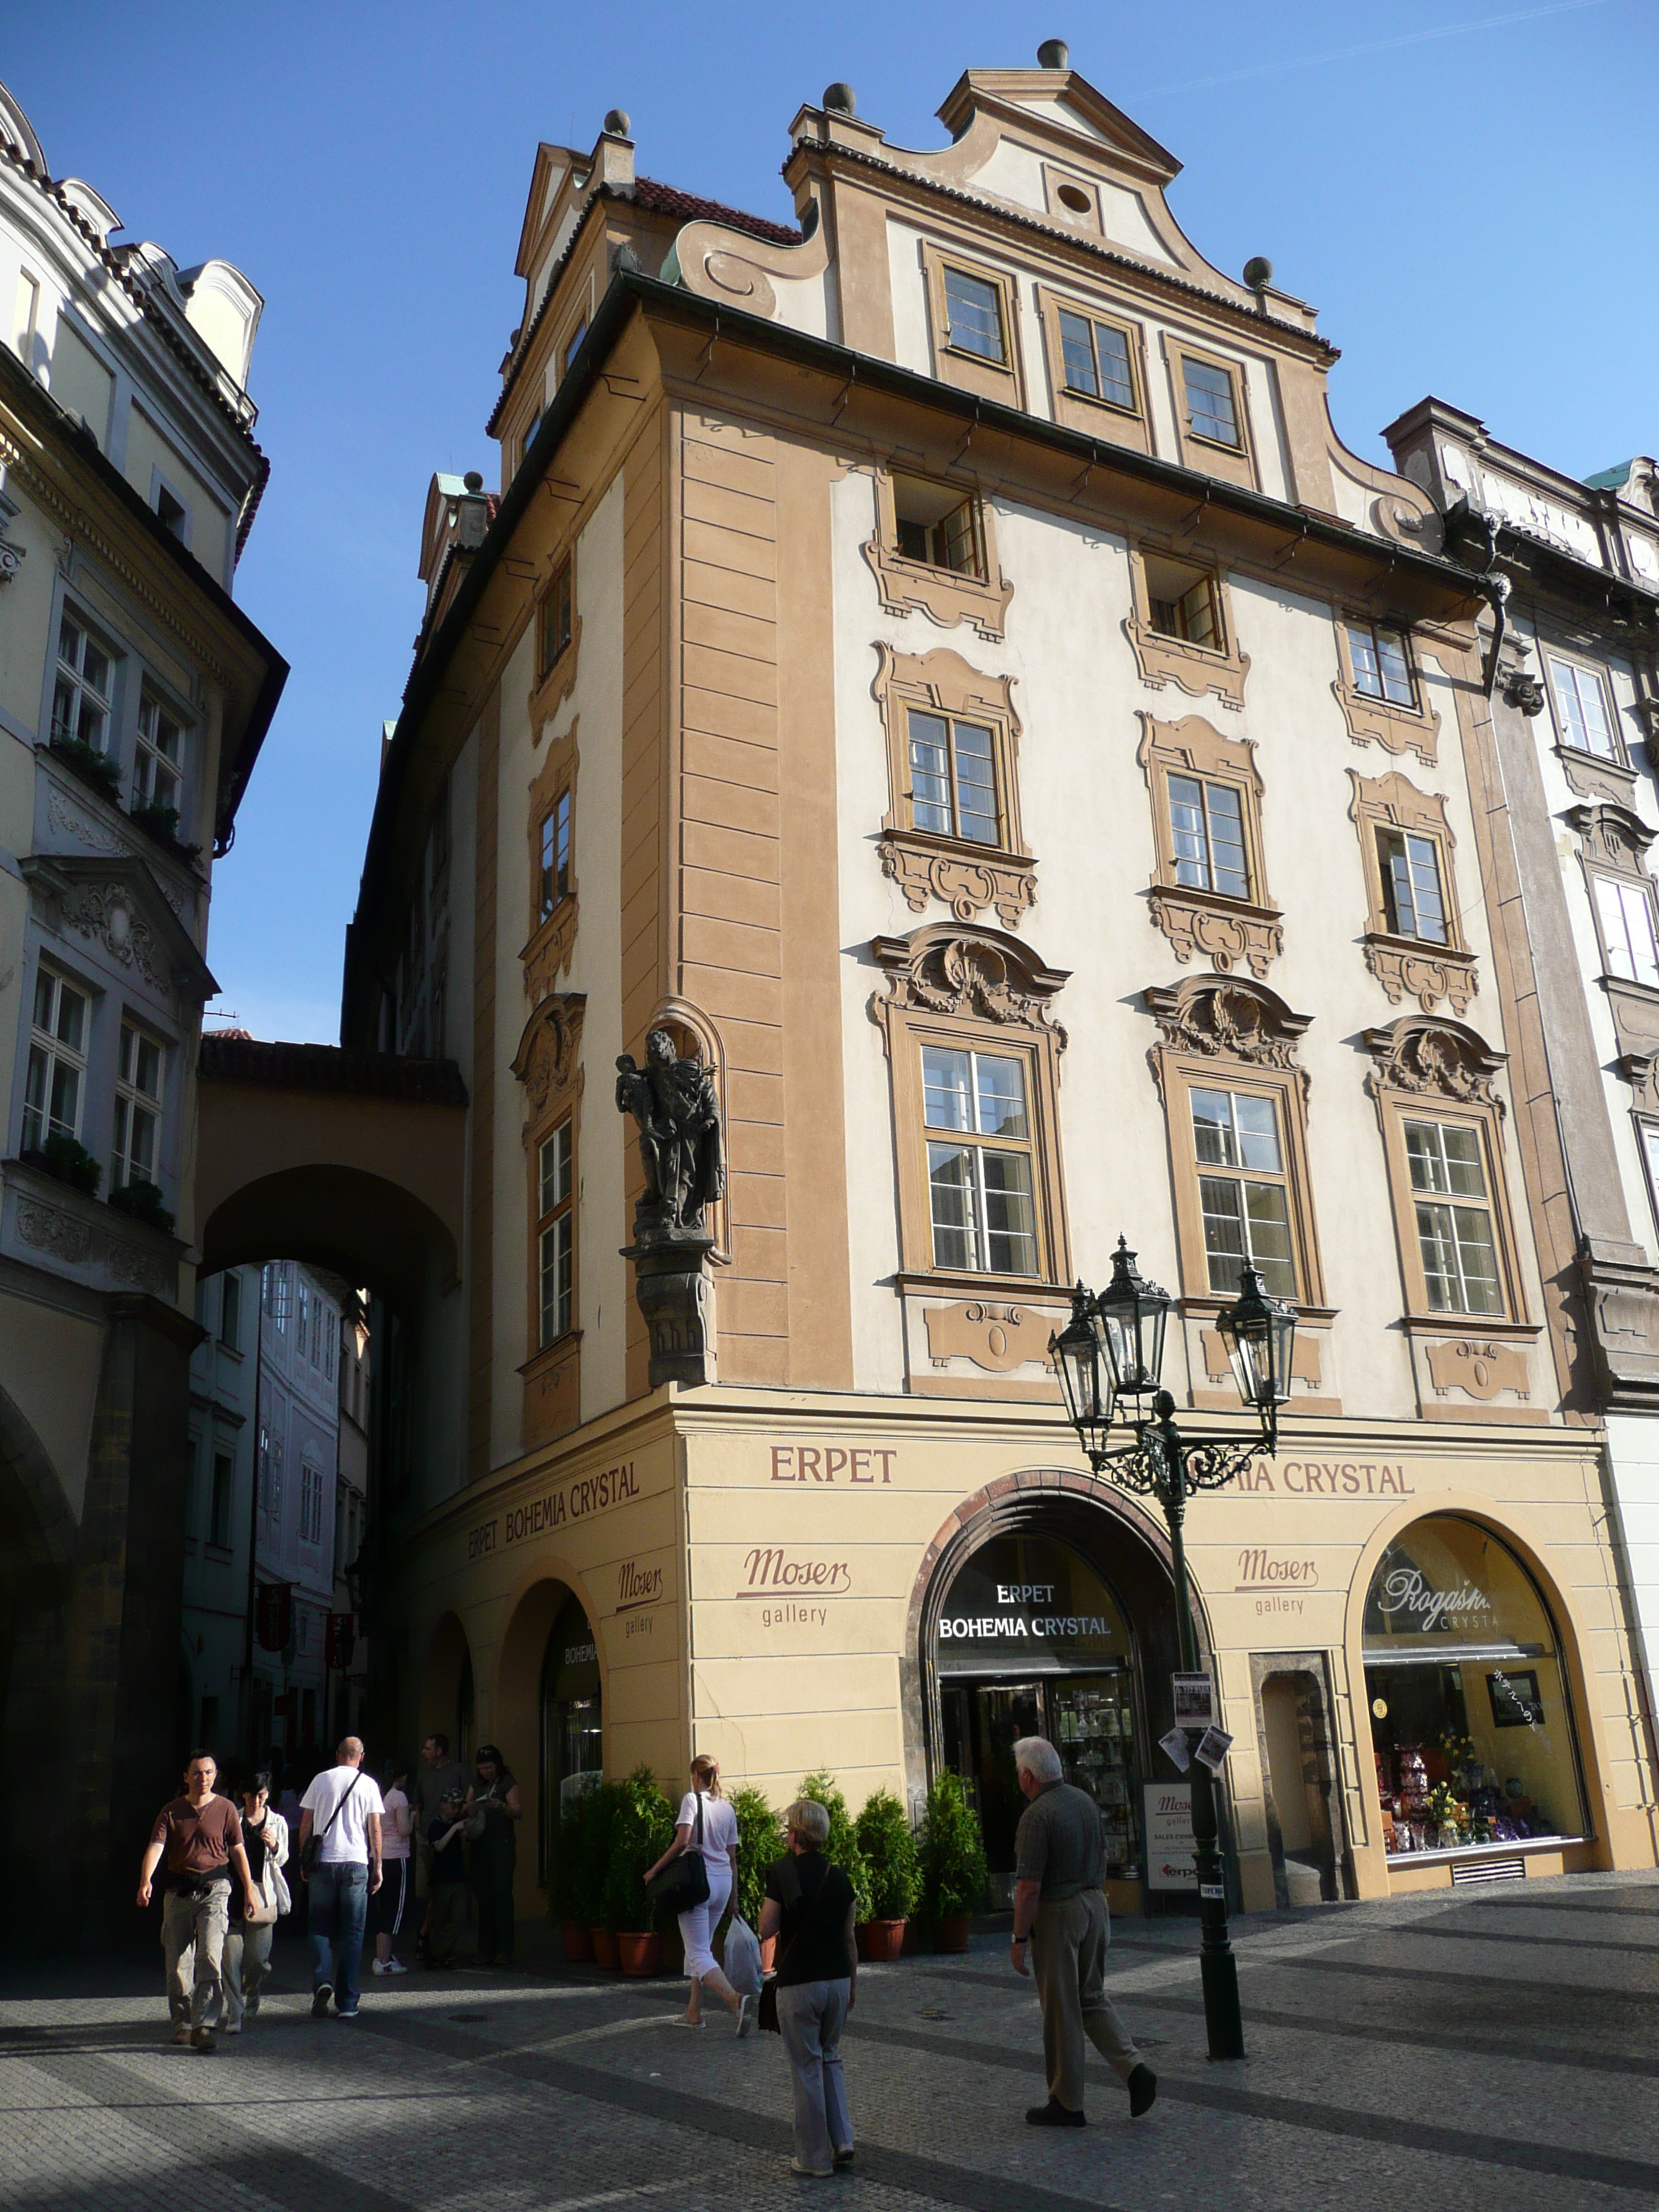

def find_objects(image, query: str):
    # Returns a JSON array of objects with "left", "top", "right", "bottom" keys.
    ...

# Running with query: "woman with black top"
[
  {"left": 224, "top": 1771, "right": 288, "bottom": 2033},
  {"left": 758, "top": 1799, "right": 858, "bottom": 2177},
  {"left": 466, "top": 1745, "right": 521, "bottom": 1966}
]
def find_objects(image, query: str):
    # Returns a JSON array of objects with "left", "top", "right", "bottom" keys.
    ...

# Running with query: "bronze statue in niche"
[{"left": 615, "top": 1027, "right": 724, "bottom": 1244}]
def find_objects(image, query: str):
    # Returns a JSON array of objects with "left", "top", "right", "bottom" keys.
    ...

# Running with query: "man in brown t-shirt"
[{"left": 138, "top": 1751, "right": 259, "bottom": 2050}]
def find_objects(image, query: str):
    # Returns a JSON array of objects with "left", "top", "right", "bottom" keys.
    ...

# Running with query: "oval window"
[{"left": 1056, "top": 183, "right": 1092, "bottom": 215}]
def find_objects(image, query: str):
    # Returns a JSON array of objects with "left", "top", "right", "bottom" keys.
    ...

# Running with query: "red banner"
[
  {"left": 326, "top": 1611, "right": 355, "bottom": 1670},
  {"left": 255, "top": 1581, "right": 292, "bottom": 1653}
]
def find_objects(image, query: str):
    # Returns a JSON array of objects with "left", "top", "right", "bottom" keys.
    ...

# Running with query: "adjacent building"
[
  {"left": 331, "top": 48, "right": 1659, "bottom": 1920},
  {"left": 183, "top": 1262, "right": 259, "bottom": 1758},
  {"left": 0, "top": 81, "right": 284, "bottom": 1925}
]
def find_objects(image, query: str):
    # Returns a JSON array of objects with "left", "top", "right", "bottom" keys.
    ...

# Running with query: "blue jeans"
[{"left": 308, "top": 1862, "right": 369, "bottom": 2013}]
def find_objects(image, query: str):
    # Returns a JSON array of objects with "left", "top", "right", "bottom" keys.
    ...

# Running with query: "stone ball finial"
[
  {"left": 823, "top": 82, "right": 856, "bottom": 114},
  {"left": 1244, "top": 256, "right": 1274, "bottom": 290},
  {"left": 463, "top": 470, "right": 484, "bottom": 493},
  {"left": 604, "top": 108, "right": 631, "bottom": 138},
  {"left": 1037, "top": 39, "right": 1069, "bottom": 68}
]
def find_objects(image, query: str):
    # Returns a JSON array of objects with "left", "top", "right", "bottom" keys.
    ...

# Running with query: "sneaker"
[
  {"left": 734, "top": 1994, "right": 753, "bottom": 2038},
  {"left": 1025, "top": 2098, "right": 1085, "bottom": 2128},
  {"left": 171, "top": 2024, "right": 192, "bottom": 2046},
  {"left": 382, "top": 1957, "right": 408, "bottom": 1974},
  {"left": 1128, "top": 2064, "right": 1158, "bottom": 2119},
  {"left": 335, "top": 2007, "right": 359, "bottom": 2021},
  {"left": 223, "top": 2020, "right": 242, "bottom": 2037},
  {"left": 191, "top": 2028, "right": 217, "bottom": 2054},
  {"left": 311, "top": 1984, "right": 333, "bottom": 2019}
]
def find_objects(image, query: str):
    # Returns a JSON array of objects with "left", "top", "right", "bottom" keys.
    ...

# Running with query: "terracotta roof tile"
[{"left": 631, "top": 175, "right": 801, "bottom": 247}]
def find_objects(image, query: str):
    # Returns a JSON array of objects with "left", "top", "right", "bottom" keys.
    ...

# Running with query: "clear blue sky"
[{"left": 8, "top": 1, "right": 1653, "bottom": 1043}]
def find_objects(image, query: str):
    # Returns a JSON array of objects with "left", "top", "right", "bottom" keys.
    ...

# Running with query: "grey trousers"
[
  {"left": 1031, "top": 1888, "right": 1143, "bottom": 2110},
  {"left": 777, "top": 1979, "right": 853, "bottom": 2173},
  {"left": 223, "top": 1920, "right": 274, "bottom": 2028},
  {"left": 161, "top": 1884, "right": 230, "bottom": 2032}
]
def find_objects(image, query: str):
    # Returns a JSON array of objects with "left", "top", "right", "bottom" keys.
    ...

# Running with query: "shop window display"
[{"left": 1363, "top": 1515, "right": 1585, "bottom": 1858}]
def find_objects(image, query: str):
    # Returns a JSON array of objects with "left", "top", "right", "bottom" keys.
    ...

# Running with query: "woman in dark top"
[
  {"left": 759, "top": 1799, "right": 858, "bottom": 2177},
  {"left": 466, "top": 1745, "right": 521, "bottom": 1966},
  {"left": 225, "top": 1770, "right": 287, "bottom": 2033}
]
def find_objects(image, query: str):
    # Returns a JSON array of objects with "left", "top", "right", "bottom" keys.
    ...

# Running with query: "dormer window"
[
  {"left": 1058, "top": 310, "right": 1135, "bottom": 411},
  {"left": 1182, "top": 356, "right": 1241, "bottom": 449},
  {"left": 894, "top": 475, "right": 985, "bottom": 579},
  {"left": 1144, "top": 555, "right": 1221, "bottom": 650},
  {"left": 942, "top": 266, "right": 1006, "bottom": 365}
]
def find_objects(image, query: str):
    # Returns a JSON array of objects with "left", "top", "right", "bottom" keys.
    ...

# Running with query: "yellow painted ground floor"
[{"left": 391, "top": 1385, "right": 1659, "bottom": 1922}]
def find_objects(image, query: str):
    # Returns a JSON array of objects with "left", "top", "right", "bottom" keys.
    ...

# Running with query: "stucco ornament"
[
  {"left": 45, "top": 783, "right": 127, "bottom": 855},
  {"left": 876, "top": 933, "right": 1067, "bottom": 1042},
  {"left": 1363, "top": 1017, "right": 1505, "bottom": 1112},
  {"left": 511, "top": 993, "right": 585, "bottom": 1118},
  {"left": 1144, "top": 976, "right": 1308, "bottom": 1069},
  {"left": 64, "top": 881, "right": 166, "bottom": 992},
  {"left": 616, "top": 1028, "right": 725, "bottom": 1244},
  {"left": 16, "top": 1197, "right": 94, "bottom": 1265}
]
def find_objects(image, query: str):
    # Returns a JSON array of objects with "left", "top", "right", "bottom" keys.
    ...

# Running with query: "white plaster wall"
[
  {"left": 767, "top": 266, "right": 833, "bottom": 341},
  {"left": 1100, "top": 182, "right": 1176, "bottom": 266},
  {"left": 827, "top": 482, "right": 1547, "bottom": 1421},
  {"left": 885, "top": 222, "right": 933, "bottom": 378},
  {"left": 491, "top": 624, "right": 537, "bottom": 1468},
  {"left": 970, "top": 139, "right": 1048, "bottom": 213}
]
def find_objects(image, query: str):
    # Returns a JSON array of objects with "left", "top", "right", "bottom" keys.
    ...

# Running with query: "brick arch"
[{"left": 899, "top": 1466, "right": 1206, "bottom": 1811}]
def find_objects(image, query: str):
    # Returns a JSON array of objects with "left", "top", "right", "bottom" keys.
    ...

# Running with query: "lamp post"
[{"left": 1050, "top": 1236, "right": 1296, "bottom": 2062}]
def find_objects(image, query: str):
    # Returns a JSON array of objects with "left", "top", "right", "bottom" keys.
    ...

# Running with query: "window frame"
[
  {"left": 1125, "top": 548, "right": 1249, "bottom": 711},
  {"left": 539, "top": 553, "right": 574, "bottom": 679},
  {"left": 112, "top": 1015, "right": 165, "bottom": 1194},
  {"left": 1588, "top": 865, "right": 1659, "bottom": 989},
  {"left": 1189, "top": 1082, "right": 1301, "bottom": 1303},
  {"left": 1348, "top": 768, "right": 1478, "bottom": 1017},
  {"left": 1401, "top": 1114, "right": 1507, "bottom": 1319},
  {"left": 1345, "top": 618, "right": 1418, "bottom": 711},
  {"left": 1331, "top": 608, "right": 1440, "bottom": 763},
  {"left": 1137, "top": 711, "right": 1281, "bottom": 977},
  {"left": 869, "top": 927, "right": 1071, "bottom": 1292},
  {"left": 22, "top": 962, "right": 92, "bottom": 1154},
  {"left": 1546, "top": 650, "right": 1623, "bottom": 765},
  {"left": 50, "top": 602, "right": 119, "bottom": 759},
  {"left": 219, "top": 1272, "right": 242, "bottom": 1353},
  {"left": 865, "top": 469, "right": 1014, "bottom": 640},
  {"left": 208, "top": 1448, "right": 235, "bottom": 1550},
  {"left": 1038, "top": 286, "right": 1151, "bottom": 450},
  {"left": 513, "top": 992, "right": 588, "bottom": 1448},
  {"left": 873, "top": 644, "right": 1035, "bottom": 930},
  {"left": 536, "top": 1115, "right": 576, "bottom": 1350},
  {"left": 920, "top": 242, "right": 1025, "bottom": 408},
  {"left": 922, "top": 1042, "right": 1043, "bottom": 1277},
  {"left": 1164, "top": 336, "right": 1256, "bottom": 489},
  {"left": 539, "top": 787, "right": 573, "bottom": 922},
  {"left": 133, "top": 687, "right": 187, "bottom": 818}
]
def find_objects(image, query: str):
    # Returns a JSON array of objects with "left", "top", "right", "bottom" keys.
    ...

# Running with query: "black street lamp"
[{"left": 1051, "top": 1236, "right": 1296, "bottom": 2062}]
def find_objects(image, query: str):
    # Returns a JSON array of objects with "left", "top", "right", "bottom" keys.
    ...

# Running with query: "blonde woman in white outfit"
[{"left": 644, "top": 1755, "right": 750, "bottom": 2032}]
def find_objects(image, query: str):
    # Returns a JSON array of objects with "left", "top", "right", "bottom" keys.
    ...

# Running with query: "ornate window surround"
[
  {"left": 1161, "top": 333, "right": 1257, "bottom": 493},
  {"left": 862, "top": 467, "right": 1014, "bottom": 640},
  {"left": 1123, "top": 544, "right": 1250, "bottom": 711},
  {"left": 1347, "top": 768, "right": 1478, "bottom": 1017},
  {"left": 1331, "top": 608, "right": 1440, "bottom": 763},
  {"left": 868, "top": 926, "right": 1071, "bottom": 1294},
  {"left": 872, "top": 643, "right": 1035, "bottom": 929},
  {"left": 918, "top": 240, "right": 1026, "bottom": 410},
  {"left": 1144, "top": 976, "right": 1328, "bottom": 1325},
  {"left": 1541, "top": 638, "right": 1637, "bottom": 805},
  {"left": 1035, "top": 283, "right": 1151, "bottom": 453},
  {"left": 530, "top": 543, "right": 581, "bottom": 730},
  {"left": 512, "top": 989, "right": 586, "bottom": 1447},
  {"left": 1568, "top": 800, "right": 1659, "bottom": 1068},
  {"left": 1137, "top": 712, "right": 1281, "bottom": 978},
  {"left": 1362, "top": 1015, "right": 1534, "bottom": 1343},
  {"left": 521, "top": 717, "right": 579, "bottom": 1002}
]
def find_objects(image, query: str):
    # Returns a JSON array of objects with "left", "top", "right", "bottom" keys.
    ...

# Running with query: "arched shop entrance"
[
  {"left": 923, "top": 1491, "right": 1192, "bottom": 1915},
  {"left": 1364, "top": 1514, "right": 1589, "bottom": 1869},
  {"left": 538, "top": 1593, "right": 603, "bottom": 1889}
]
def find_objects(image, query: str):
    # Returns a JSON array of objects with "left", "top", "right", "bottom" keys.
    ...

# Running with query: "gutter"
[{"left": 351, "top": 269, "right": 1485, "bottom": 986}]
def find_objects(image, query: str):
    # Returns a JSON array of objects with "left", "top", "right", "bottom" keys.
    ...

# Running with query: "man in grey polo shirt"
[{"left": 1009, "top": 1736, "right": 1157, "bottom": 2126}]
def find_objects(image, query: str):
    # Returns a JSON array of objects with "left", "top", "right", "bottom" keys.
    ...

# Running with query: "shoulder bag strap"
[
  {"left": 695, "top": 1791, "right": 706, "bottom": 1853},
  {"left": 320, "top": 1770, "right": 364, "bottom": 1843}
]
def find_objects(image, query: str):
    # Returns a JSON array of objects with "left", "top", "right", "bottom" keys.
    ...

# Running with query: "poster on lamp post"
[
  {"left": 1172, "top": 1672, "right": 1215, "bottom": 1727},
  {"left": 1144, "top": 1781, "right": 1197, "bottom": 1890}
]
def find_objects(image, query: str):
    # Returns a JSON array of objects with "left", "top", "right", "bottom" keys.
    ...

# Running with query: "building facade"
[
  {"left": 341, "top": 52, "right": 1658, "bottom": 1918},
  {"left": 183, "top": 1262, "right": 258, "bottom": 1759},
  {"left": 1384, "top": 402, "right": 1659, "bottom": 1744},
  {"left": 0, "top": 81, "right": 284, "bottom": 1924}
]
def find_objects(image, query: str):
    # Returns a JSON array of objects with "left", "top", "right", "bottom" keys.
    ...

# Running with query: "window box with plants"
[
  {"left": 107, "top": 1177, "right": 175, "bottom": 1234},
  {"left": 48, "top": 737, "right": 122, "bottom": 807},
  {"left": 854, "top": 1788, "right": 920, "bottom": 1962},
  {"left": 127, "top": 798, "right": 202, "bottom": 872},
  {"left": 20, "top": 1131, "right": 102, "bottom": 1197}
]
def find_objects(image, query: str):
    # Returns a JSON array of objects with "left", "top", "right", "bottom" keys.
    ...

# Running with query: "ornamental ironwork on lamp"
[
  {"left": 1093, "top": 1234, "right": 1172, "bottom": 1424},
  {"left": 1051, "top": 1282, "right": 1112, "bottom": 1465},
  {"left": 1215, "top": 1262, "right": 1297, "bottom": 1452}
]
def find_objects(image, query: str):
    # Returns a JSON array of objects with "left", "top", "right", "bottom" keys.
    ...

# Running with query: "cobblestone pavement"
[{"left": 4, "top": 1870, "right": 1659, "bottom": 2211}]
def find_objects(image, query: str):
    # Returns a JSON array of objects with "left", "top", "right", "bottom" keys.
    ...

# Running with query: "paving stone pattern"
[{"left": 4, "top": 1871, "right": 1658, "bottom": 2210}]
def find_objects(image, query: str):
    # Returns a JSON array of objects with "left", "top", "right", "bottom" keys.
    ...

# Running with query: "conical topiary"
[
  {"left": 920, "top": 1770, "right": 989, "bottom": 1921},
  {"left": 730, "top": 1785, "right": 785, "bottom": 1928},
  {"left": 854, "top": 1788, "right": 921, "bottom": 1922},
  {"left": 796, "top": 1770, "right": 872, "bottom": 1923}
]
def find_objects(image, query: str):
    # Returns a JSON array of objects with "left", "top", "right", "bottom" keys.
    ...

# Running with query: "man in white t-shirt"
[{"left": 299, "top": 1737, "right": 385, "bottom": 2021}]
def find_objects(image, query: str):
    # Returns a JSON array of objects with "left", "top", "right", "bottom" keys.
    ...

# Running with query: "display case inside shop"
[
  {"left": 1362, "top": 1515, "right": 1585, "bottom": 1858},
  {"left": 1052, "top": 1677, "right": 1142, "bottom": 1877}
]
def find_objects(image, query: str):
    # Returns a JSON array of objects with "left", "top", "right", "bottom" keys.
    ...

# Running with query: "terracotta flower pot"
[
  {"left": 562, "top": 1920, "right": 594, "bottom": 1964},
  {"left": 590, "top": 1927, "right": 619, "bottom": 1969},
  {"left": 860, "top": 1919, "right": 906, "bottom": 1963},
  {"left": 933, "top": 1912, "right": 971, "bottom": 1954},
  {"left": 618, "top": 1930, "right": 662, "bottom": 1977}
]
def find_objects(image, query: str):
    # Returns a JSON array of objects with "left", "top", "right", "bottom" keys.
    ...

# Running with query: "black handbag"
[{"left": 646, "top": 1789, "right": 712, "bottom": 1912}]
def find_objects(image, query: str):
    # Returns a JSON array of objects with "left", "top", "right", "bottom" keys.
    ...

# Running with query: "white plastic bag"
[{"left": 723, "top": 1912, "right": 763, "bottom": 1997}]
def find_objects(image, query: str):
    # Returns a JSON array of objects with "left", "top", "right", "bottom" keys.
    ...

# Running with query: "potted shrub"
[
  {"left": 921, "top": 1771, "right": 988, "bottom": 1952},
  {"left": 605, "top": 1765, "right": 674, "bottom": 1975},
  {"left": 22, "top": 1132, "right": 100, "bottom": 1196},
  {"left": 798, "top": 1771, "right": 872, "bottom": 1928},
  {"left": 854, "top": 1789, "right": 920, "bottom": 1962},
  {"left": 579, "top": 1778, "right": 624, "bottom": 1966},
  {"left": 50, "top": 735, "right": 121, "bottom": 806},
  {"left": 553, "top": 1784, "right": 595, "bottom": 1961},
  {"left": 107, "top": 1177, "right": 175, "bottom": 1234},
  {"left": 731, "top": 1784, "right": 785, "bottom": 1931}
]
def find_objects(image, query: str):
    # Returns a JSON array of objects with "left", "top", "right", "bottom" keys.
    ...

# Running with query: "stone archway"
[{"left": 423, "top": 1612, "right": 473, "bottom": 1766}]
